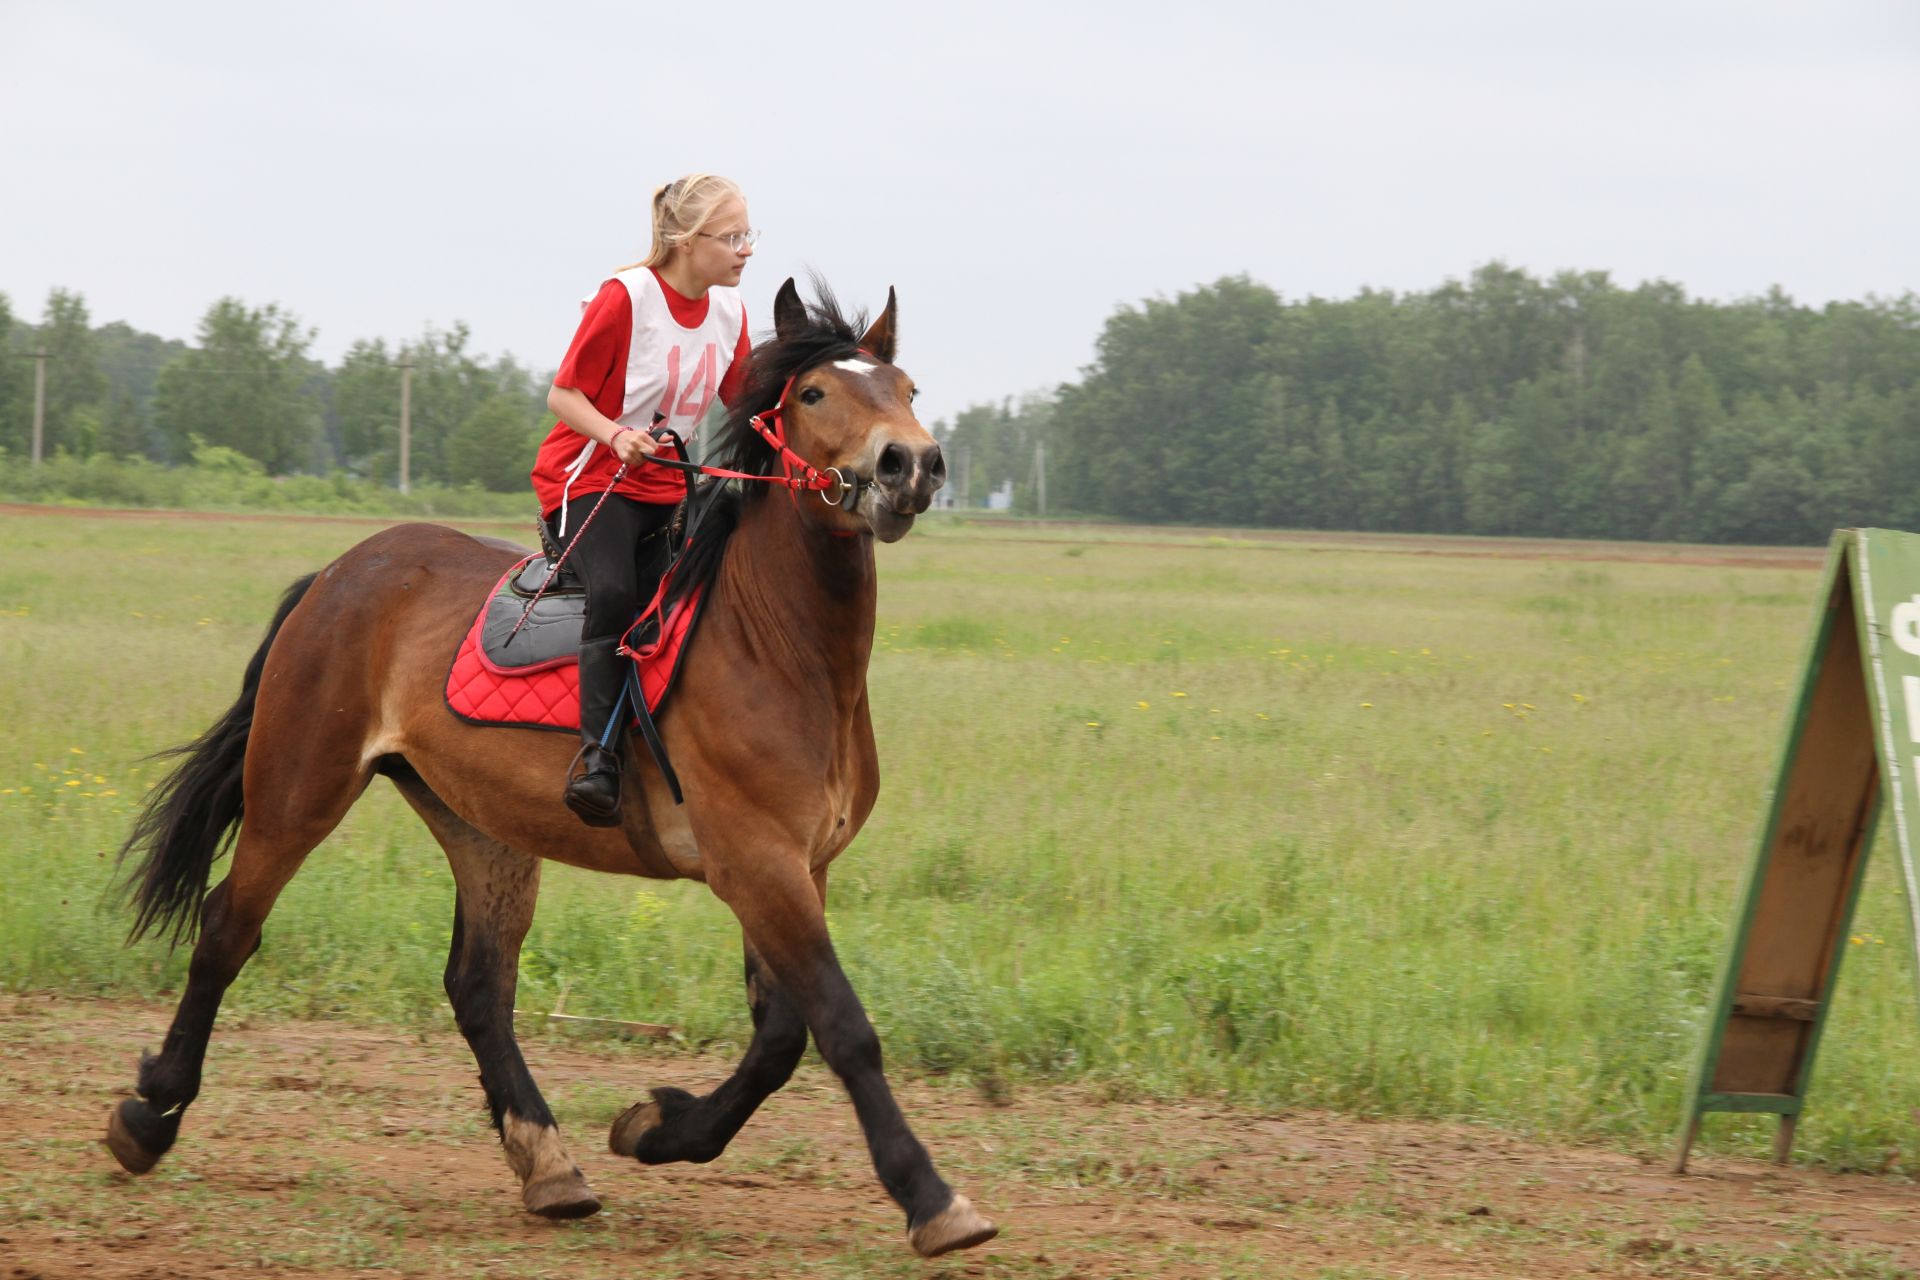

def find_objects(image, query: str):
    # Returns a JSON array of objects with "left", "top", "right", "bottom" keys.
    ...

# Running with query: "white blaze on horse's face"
[{"left": 792, "top": 357, "right": 945, "bottom": 544}]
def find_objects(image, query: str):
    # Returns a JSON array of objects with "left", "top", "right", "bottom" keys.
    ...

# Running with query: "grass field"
[{"left": 3, "top": 509, "right": 1917, "bottom": 1173}]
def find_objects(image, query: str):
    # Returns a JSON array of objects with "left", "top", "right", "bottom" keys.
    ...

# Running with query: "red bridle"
[{"left": 648, "top": 354, "right": 877, "bottom": 511}]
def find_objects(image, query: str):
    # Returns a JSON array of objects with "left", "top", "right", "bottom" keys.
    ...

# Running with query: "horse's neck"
[{"left": 717, "top": 495, "right": 876, "bottom": 701}]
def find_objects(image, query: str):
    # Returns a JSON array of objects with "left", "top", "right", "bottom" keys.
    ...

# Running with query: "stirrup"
[{"left": 564, "top": 743, "right": 623, "bottom": 827}]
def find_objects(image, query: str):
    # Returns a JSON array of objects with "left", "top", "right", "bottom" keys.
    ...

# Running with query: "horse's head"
[{"left": 761, "top": 278, "right": 945, "bottom": 543}]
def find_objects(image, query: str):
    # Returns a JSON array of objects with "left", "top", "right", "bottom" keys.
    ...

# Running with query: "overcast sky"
[{"left": 4, "top": 1, "right": 1917, "bottom": 427}]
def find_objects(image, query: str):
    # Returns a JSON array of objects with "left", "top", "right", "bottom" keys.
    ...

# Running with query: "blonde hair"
[{"left": 619, "top": 174, "right": 745, "bottom": 271}]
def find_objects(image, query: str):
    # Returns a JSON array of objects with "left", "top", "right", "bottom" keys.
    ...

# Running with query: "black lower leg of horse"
[
  {"left": 611, "top": 945, "right": 808, "bottom": 1164},
  {"left": 767, "top": 941, "right": 995, "bottom": 1253},
  {"left": 403, "top": 780, "right": 598, "bottom": 1218},
  {"left": 801, "top": 958, "right": 955, "bottom": 1226},
  {"left": 108, "top": 879, "right": 263, "bottom": 1170},
  {"left": 443, "top": 897, "right": 556, "bottom": 1135},
  {"left": 722, "top": 864, "right": 973, "bottom": 1237},
  {"left": 441, "top": 884, "right": 598, "bottom": 1218}
]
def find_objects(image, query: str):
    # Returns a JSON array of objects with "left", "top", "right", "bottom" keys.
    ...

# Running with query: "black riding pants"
[{"left": 543, "top": 495, "right": 677, "bottom": 643}]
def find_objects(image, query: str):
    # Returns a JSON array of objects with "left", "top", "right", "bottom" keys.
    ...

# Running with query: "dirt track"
[{"left": 3, "top": 996, "right": 1915, "bottom": 1279}]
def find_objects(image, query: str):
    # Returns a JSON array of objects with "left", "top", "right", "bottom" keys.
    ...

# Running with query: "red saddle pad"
[{"left": 445, "top": 557, "right": 707, "bottom": 732}]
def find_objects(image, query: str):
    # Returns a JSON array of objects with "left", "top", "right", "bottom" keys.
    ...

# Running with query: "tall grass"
[{"left": 2, "top": 512, "right": 1915, "bottom": 1170}]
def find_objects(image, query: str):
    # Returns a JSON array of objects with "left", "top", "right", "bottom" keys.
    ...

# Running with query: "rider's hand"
[{"left": 609, "top": 426, "right": 659, "bottom": 465}]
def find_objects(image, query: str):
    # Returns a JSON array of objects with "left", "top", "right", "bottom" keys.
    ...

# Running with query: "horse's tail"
[{"left": 119, "top": 572, "right": 319, "bottom": 948}]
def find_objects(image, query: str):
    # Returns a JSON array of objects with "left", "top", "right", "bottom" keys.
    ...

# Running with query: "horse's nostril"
[
  {"left": 928, "top": 448, "right": 947, "bottom": 485},
  {"left": 878, "top": 443, "right": 908, "bottom": 481}
]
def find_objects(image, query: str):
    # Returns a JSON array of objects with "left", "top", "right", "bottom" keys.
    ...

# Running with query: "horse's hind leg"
[
  {"left": 609, "top": 938, "right": 808, "bottom": 1164},
  {"left": 106, "top": 767, "right": 368, "bottom": 1173},
  {"left": 392, "top": 770, "right": 599, "bottom": 1219}
]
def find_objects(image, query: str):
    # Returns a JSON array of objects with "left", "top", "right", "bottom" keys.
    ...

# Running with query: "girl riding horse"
[{"left": 531, "top": 173, "right": 756, "bottom": 825}]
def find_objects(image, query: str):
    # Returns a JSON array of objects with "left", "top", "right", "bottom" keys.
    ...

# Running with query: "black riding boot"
[{"left": 566, "top": 637, "right": 626, "bottom": 827}]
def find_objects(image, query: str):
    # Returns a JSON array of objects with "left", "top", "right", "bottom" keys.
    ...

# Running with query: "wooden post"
[
  {"left": 397, "top": 357, "right": 414, "bottom": 494},
  {"left": 1772, "top": 1113, "right": 1798, "bottom": 1165},
  {"left": 30, "top": 346, "right": 47, "bottom": 466},
  {"left": 1035, "top": 437, "right": 1046, "bottom": 518}
]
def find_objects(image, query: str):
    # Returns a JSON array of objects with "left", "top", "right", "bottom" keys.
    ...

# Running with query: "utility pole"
[
  {"left": 396, "top": 356, "right": 415, "bottom": 494},
  {"left": 1034, "top": 437, "right": 1046, "bottom": 519},
  {"left": 30, "top": 346, "right": 47, "bottom": 466}
]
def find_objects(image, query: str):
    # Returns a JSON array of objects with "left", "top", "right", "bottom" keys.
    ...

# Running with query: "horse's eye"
[
  {"left": 908, "top": 387, "right": 920, "bottom": 401},
  {"left": 800, "top": 387, "right": 825, "bottom": 405}
]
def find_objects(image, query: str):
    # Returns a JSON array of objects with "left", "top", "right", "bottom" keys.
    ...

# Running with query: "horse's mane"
[{"left": 664, "top": 281, "right": 873, "bottom": 608}]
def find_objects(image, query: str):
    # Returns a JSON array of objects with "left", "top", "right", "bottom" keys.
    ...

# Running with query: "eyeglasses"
[{"left": 697, "top": 230, "right": 760, "bottom": 252}]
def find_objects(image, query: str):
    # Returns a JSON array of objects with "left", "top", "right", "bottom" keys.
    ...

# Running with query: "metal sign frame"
[{"left": 1674, "top": 528, "right": 1920, "bottom": 1171}]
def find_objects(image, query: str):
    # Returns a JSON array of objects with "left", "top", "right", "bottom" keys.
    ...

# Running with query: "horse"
[{"left": 103, "top": 278, "right": 998, "bottom": 1259}]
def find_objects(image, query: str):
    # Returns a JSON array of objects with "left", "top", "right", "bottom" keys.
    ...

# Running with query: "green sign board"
[
  {"left": 1859, "top": 530, "right": 1920, "bottom": 957},
  {"left": 1674, "top": 528, "right": 1920, "bottom": 1172}
]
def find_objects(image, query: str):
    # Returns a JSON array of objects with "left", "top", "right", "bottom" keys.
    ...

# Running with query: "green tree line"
[
  {"left": 938, "top": 264, "right": 1920, "bottom": 544},
  {"left": 0, "top": 289, "right": 549, "bottom": 493},
  {"left": 11, "top": 267, "right": 1920, "bottom": 541}
]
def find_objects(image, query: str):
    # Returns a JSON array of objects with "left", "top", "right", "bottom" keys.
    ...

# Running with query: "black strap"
[
  {"left": 608, "top": 427, "right": 720, "bottom": 809},
  {"left": 624, "top": 659, "right": 683, "bottom": 805}
]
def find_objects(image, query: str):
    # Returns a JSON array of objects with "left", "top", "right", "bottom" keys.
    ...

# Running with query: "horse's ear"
[
  {"left": 773, "top": 278, "right": 807, "bottom": 339},
  {"left": 859, "top": 287, "right": 898, "bottom": 363}
]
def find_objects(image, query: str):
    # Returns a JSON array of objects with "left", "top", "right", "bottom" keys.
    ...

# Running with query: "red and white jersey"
[{"left": 531, "top": 267, "right": 752, "bottom": 522}]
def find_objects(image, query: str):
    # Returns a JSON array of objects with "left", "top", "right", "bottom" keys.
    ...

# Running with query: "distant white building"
[{"left": 987, "top": 480, "right": 1014, "bottom": 512}]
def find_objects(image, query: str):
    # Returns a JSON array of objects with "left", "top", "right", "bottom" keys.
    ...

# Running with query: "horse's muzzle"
[{"left": 871, "top": 440, "right": 946, "bottom": 516}]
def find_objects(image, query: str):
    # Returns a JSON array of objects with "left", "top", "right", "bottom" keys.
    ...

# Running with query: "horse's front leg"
[
  {"left": 709, "top": 854, "right": 998, "bottom": 1258},
  {"left": 609, "top": 937, "right": 808, "bottom": 1164}
]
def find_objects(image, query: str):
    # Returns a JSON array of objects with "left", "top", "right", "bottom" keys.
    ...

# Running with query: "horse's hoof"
[
  {"left": 104, "top": 1099, "right": 169, "bottom": 1175},
  {"left": 524, "top": 1171, "right": 601, "bottom": 1220},
  {"left": 909, "top": 1193, "right": 999, "bottom": 1257},
  {"left": 608, "top": 1097, "right": 663, "bottom": 1158}
]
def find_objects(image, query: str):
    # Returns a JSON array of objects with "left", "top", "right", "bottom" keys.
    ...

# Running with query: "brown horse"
[{"left": 104, "top": 279, "right": 997, "bottom": 1258}]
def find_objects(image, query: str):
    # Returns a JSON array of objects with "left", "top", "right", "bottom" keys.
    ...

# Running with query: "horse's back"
[
  {"left": 305, "top": 523, "right": 521, "bottom": 621},
  {"left": 316, "top": 521, "right": 524, "bottom": 584},
  {"left": 257, "top": 522, "right": 522, "bottom": 758}
]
